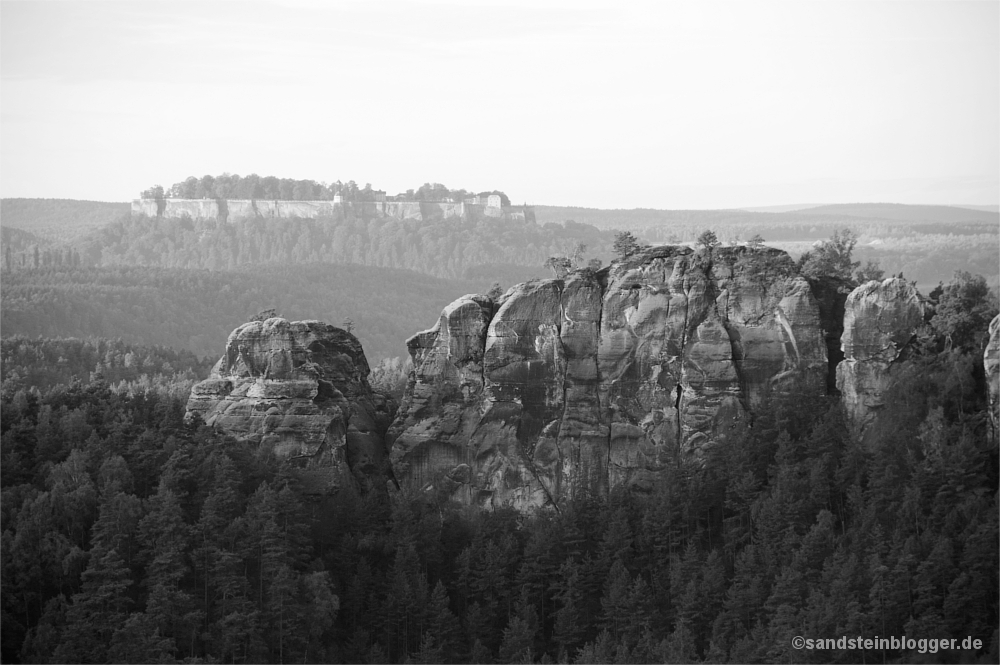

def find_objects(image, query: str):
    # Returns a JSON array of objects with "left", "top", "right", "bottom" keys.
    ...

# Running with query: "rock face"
[
  {"left": 185, "top": 318, "right": 395, "bottom": 494},
  {"left": 388, "top": 246, "right": 830, "bottom": 510},
  {"left": 986, "top": 314, "right": 1000, "bottom": 435},
  {"left": 836, "top": 278, "right": 924, "bottom": 432}
]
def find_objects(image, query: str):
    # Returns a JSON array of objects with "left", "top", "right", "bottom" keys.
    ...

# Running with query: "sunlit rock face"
[
  {"left": 986, "top": 314, "right": 1000, "bottom": 436},
  {"left": 836, "top": 278, "right": 924, "bottom": 433},
  {"left": 388, "top": 245, "right": 830, "bottom": 510},
  {"left": 185, "top": 318, "right": 395, "bottom": 494},
  {"left": 385, "top": 294, "right": 494, "bottom": 502}
]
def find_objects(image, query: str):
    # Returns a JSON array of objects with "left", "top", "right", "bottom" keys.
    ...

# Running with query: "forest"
[
  {"left": 0, "top": 263, "right": 500, "bottom": 362},
  {"left": 0, "top": 266, "right": 997, "bottom": 664},
  {"left": 1, "top": 337, "right": 213, "bottom": 393},
  {"left": 2, "top": 210, "right": 609, "bottom": 285}
]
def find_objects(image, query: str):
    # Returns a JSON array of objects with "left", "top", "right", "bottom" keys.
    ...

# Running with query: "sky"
[{"left": 1, "top": 0, "right": 998, "bottom": 208}]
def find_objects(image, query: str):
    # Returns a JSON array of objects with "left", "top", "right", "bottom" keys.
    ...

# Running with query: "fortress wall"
[
  {"left": 133, "top": 198, "right": 534, "bottom": 224},
  {"left": 421, "top": 202, "right": 465, "bottom": 219},
  {"left": 276, "top": 200, "right": 338, "bottom": 217},
  {"left": 354, "top": 202, "right": 384, "bottom": 218},
  {"left": 146, "top": 199, "right": 220, "bottom": 219},
  {"left": 463, "top": 204, "right": 486, "bottom": 223},
  {"left": 383, "top": 201, "right": 423, "bottom": 220},
  {"left": 226, "top": 200, "right": 262, "bottom": 218}
]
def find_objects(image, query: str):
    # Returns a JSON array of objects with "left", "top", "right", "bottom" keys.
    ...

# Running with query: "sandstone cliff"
[
  {"left": 835, "top": 278, "right": 924, "bottom": 433},
  {"left": 987, "top": 314, "right": 1000, "bottom": 435},
  {"left": 185, "top": 318, "right": 395, "bottom": 494},
  {"left": 387, "top": 246, "right": 830, "bottom": 509}
]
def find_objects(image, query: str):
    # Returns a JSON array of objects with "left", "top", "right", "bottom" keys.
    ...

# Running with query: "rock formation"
[
  {"left": 387, "top": 245, "right": 830, "bottom": 509},
  {"left": 185, "top": 318, "right": 395, "bottom": 494},
  {"left": 836, "top": 278, "right": 924, "bottom": 433},
  {"left": 986, "top": 314, "right": 1000, "bottom": 435}
]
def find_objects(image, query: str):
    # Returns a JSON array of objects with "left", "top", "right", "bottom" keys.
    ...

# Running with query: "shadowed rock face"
[
  {"left": 388, "top": 245, "right": 830, "bottom": 510},
  {"left": 836, "top": 278, "right": 924, "bottom": 433},
  {"left": 987, "top": 314, "right": 1000, "bottom": 436},
  {"left": 185, "top": 318, "right": 395, "bottom": 494}
]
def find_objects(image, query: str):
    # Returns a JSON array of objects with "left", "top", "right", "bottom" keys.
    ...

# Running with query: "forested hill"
[
  {"left": 534, "top": 202, "right": 999, "bottom": 230},
  {"left": 75, "top": 213, "right": 609, "bottom": 281},
  {"left": 793, "top": 202, "right": 1000, "bottom": 223},
  {"left": 0, "top": 264, "right": 497, "bottom": 362},
  {"left": 0, "top": 199, "right": 129, "bottom": 242}
]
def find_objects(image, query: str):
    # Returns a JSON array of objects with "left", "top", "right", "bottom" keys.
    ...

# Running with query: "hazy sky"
[{"left": 2, "top": 0, "right": 997, "bottom": 208}]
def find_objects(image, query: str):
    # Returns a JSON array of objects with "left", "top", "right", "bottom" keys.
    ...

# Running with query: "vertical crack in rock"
[
  {"left": 724, "top": 322, "right": 753, "bottom": 419},
  {"left": 595, "top": 273, "right": 610, "bottom": 498},
  {"left": 677, "top": 269, "right": 693, "bottom": 452},
  {"left": 807, "top": 276, "right": 849, "bottom": 394},
  {"left": 556, "top": 293, "right": 570, "bottom": 506},
  {"left": 674, "top": 383, "right": 684, "bottom": 444}
]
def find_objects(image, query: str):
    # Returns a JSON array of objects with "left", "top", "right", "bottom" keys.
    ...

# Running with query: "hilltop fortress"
[{"left": 131, "top": 194, "right": 536, "bottom": 224}]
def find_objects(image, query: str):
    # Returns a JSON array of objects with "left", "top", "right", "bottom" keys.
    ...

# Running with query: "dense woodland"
[
  {"left": 0, "top": 263, "right": 500, "bottom": 362},
  {"left": 84, "top": 214, "right": 610, "bottom": 281},
  {"left": 1, "top": 267, "right": 997, "bottom": 664},
  {"left": 1, "top": 337, "right": 213, "bottom": 393}
]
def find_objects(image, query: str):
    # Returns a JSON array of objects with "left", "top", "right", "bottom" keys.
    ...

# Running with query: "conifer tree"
[
  {"left": 425, "top": 579, "right": 461, "bottom": 662},
  {"left": 552, "top": 558, "right": 587, "bottom": 658},
  {"left": 54, "top": 547, "right": 133, "bottom": 663}
]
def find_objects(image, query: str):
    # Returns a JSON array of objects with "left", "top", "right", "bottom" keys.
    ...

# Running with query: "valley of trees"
[
  {"left": 0, "top": 263, "right": 499, "bottom": 363},
  {"left": 0, "top": 268, "right": 996, "bottom": 663}
]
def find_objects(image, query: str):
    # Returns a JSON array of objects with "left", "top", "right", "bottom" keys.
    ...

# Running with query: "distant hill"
[
  {"left": 0, "top": 198, "right": 129, "bottom": 242},
  {"left": 533, "top": 205, "right": 775, "bottom": 231},
  {"left": 0, "top": 263, "right": 501, "bottom": 362},
  {"left": 533, "top": 202, "right": 998, "bottom": 292},
  {"left": 535, "top": 202, "right": 999, "bottom": 230},
  {"left": 789, "top": 202, "right": 999, "bottom": 223},
  {"left": 951, "top": 204, "right": 999, "bottom": 213},
  {"left": 737, "top": 203, "right": 826, "bottom": 213}
]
